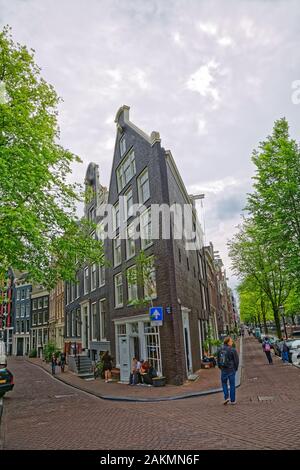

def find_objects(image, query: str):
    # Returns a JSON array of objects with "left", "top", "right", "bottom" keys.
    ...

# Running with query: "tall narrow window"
[
  {"left": 75, "top": 308, "right": 79, "bottom": 337},
  {"left": 99, "top": 264, "right": 105, "bottom": 287},
  {"left": 140, "top": 208, "right": 152, "bottom": 249},
  {"left": 114, "top": 273, "right": 123, "bottom": 308},
  {"left": 124, "top": 187, "right": 133, "bottom": 219},
  {"left": 127, "top": 265, "right": 138, "bottom": 303},
  {"left": 138, "top": 168, "right": 150, "bottom": 204},
  {"left": 91, "top": 302, "right": 97, "bottom": 341},
  {"left": 144, "top": 256, "right": 157, "bottom": 299},
  {"left": 126, "top": 222, "right": 136, "bottom": 259},
  {"left": 113, "top": 201, "right": 120, "bottom": 232},
  {"left": 113, "top": 236, "right": 122, "bottom": 267},
  {"left": 91, "top": 263, "right": 97, "bottom": 290},
  {"left": 84, "top": 267, "right": 89, "bottom": 294},
  {"left": 99, "top": 299, "right": 107, "bottom": 340},
  {"left": 76, "top": 276, "right": 80, "bottom": 298},
  {"left": 120, "top": 136, "right": 126, "bottom": 156},
  {"left": 116, "top": 150, "right": 136, "bottom": 192}
]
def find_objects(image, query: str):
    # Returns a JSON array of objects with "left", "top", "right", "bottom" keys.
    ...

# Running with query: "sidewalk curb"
[{"left": 25, "top": 338, "right": 243, "bottom": 403}]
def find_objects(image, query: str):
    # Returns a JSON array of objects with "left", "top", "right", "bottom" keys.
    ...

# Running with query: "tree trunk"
[
  {"left": 261, "top": 298, "right": 268, "bottom": 334},
  {"left": 257, "top": 311, "right": 262, "bottom": 331},
  {"left": 273, "top": 306, "right": 282, "bottom": 339}
]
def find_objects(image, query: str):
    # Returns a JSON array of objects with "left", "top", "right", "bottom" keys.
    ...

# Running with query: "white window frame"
[
  {"left": 144, "top": 256, "right": 157, "bottom": 299},
  {"left": 99, "top": 264, "right": 105, "bottom": 287},
  {"left": 138, "top": 168, "right": 150, "bottom": 204},
  {"left": 126, "top": 222, "right": 136, "bottom": 260},
  {"left": 124, "top": 187, "right": 133, "bottom": 219},
  {"left": 91, "top": 302, "right": 97, "bottom": 341},
  {"left": 127, "top": 265, "right": 138, "bottom": 304},
  {"left": 113, "top": 236, "right": 122, "bottom": 267},
  {"left": 99, "top": 298, "right": 107, "bottom": 341},
  {"left": 140, "top": 207, "right": 152, "bottom": 249},
  {"left": 120, "top": 135, "right": 126, "bottom": 157},
  {"left": 144, "top": 322, "right": 162, "bottom": 376},
  {"left": 84, "top": 267, "right": 89, "bottom": 295},
  {"left": 114, "top": 273, "right": 123, "bottom": 308},
  {"left": 113, "top": 201, "right": 120, "bottom": 232},
  {"left": 116, "top": 150, "right": 136, "bottom": 192},
  {"left": 76, "top": 276, "right": 80, "bottom": 298},
  {"left": 91, "top": 263, "right": 97, "bottom": 291}
]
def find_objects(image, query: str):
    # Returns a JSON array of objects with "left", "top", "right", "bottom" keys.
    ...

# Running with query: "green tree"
[
  {"left": 238, "top": 276, "right": 272, "bottom": 333},
  {"left": 247, "top": 118, "right": 300, "bottom": 281},
  {"left": 229, "top": 219, "right": 292, "bottom": 338},
  {"left": 285, "top": 288, "right": 300, "bottom": 325},
  {"left": 0, "top": 27, "right": 103, "bottom": 287},
  {"left": 126, "top": 251, "right": 157, "bottom": 309}
]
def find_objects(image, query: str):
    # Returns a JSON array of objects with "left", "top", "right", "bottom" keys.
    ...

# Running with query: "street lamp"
[{"left": 279, "top": 305, "right": 288, "bottom": 339}]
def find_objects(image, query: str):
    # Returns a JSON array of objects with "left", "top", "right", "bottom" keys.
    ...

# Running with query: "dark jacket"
[
  {"left": 218, "top": 345, "right": 239, "bottom": 372},
  {"left": 282, "top": 342, "right": 289, "bottom": 353}
]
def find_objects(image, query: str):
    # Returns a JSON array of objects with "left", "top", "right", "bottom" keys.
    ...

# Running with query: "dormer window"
[{"left": 120, "top": 136, "right": 126, "bottom": 157}]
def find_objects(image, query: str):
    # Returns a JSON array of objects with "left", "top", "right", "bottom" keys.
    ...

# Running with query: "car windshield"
[{"left": 289, "top": 340, "right": 300, "bottom": 349}]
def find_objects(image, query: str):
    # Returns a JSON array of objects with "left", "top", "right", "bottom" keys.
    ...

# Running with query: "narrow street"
[{"left": 1, "top": 337, "right": 300, "bottom": 450}]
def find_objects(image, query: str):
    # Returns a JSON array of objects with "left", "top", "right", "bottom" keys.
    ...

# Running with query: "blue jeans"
[
  {"left": 282, "top": 351, "right": 289, "bottom": 363},
  {"left": 221, "top": 370, "right": 236, "bottom": 402}
]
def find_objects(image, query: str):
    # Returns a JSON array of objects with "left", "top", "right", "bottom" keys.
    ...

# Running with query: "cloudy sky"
[{"left": 1, "top": 0, "right": 300, "bottom": 289}]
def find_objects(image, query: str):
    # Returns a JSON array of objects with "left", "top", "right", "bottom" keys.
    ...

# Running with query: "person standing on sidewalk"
[
  {"left": 281, "top": 339, "right": 289, "bottom": 364},
  {"left": 217, "top": 336, "right": 239, "bottom": 405},
  {"left": 60, "top": 352, "right": 66, "bottom": 372},
  {"left": 103, "top": 350, "right": 113, "bottom": 383},
  {"left": 262, "top": 336, "right": 273, "bottom": 364},
  {"left": 51, "top": 353, "right": 56, "bottom": 375}
]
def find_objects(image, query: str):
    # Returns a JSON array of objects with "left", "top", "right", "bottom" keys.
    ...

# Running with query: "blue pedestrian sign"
[{"left": 149, "top": 306, "right": 163, "bottom": 322}]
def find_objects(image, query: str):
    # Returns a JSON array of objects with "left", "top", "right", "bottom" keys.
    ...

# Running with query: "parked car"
[
  {"left": 273, "top": 339, "right": 283, "bottom": 356},
  {"left": 0, "top": 367, "right": 14, "bottom": 398},
  {"left": 287, "top": 339, "right": 300, "bottom": 364},
  {"left": 291, "top": 330, "right": 300, "bottom": 339},
  {"left": 0, "top": 340, "right": 14, "bottom": 398}
]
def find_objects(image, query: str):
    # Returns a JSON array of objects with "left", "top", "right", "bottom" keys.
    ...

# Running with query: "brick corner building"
[{"left": 106, "top": 105, "right": 212, "bottom": 385}]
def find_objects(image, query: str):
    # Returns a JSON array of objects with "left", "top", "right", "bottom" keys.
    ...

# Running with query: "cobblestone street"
[{"left": 1, "top": 337, "right": 300, "bottom": 450}]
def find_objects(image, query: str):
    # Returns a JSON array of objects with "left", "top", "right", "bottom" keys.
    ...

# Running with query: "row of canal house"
[{"left": 64, "top": 105, "right": 234, "bottom": 385}]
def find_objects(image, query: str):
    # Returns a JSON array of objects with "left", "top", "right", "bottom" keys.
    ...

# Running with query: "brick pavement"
[
  {"left": 25, "top": 339, "right": 241, "bottom": 401},
  {"left": 1, "top": 337, "right": 300, "bottom": 450}
]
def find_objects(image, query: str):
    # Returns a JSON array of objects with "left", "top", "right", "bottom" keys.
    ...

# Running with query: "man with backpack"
[
  {"left": 281, "top": 338, "right": 289, "bottom": 364},
  {"left": 262, "top": 336, "right": 273, "bottom": 364},
  {"left": 217, "top": 336, "right": 239, "bottom": 405}
]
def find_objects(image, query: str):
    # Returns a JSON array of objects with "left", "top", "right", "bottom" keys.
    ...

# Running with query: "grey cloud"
[
  {"left": 215, "top": 194, "right": 246, "bottom": 221},
  {"left": 1, "top": 0, "right": 300, "bottom": 288}
]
